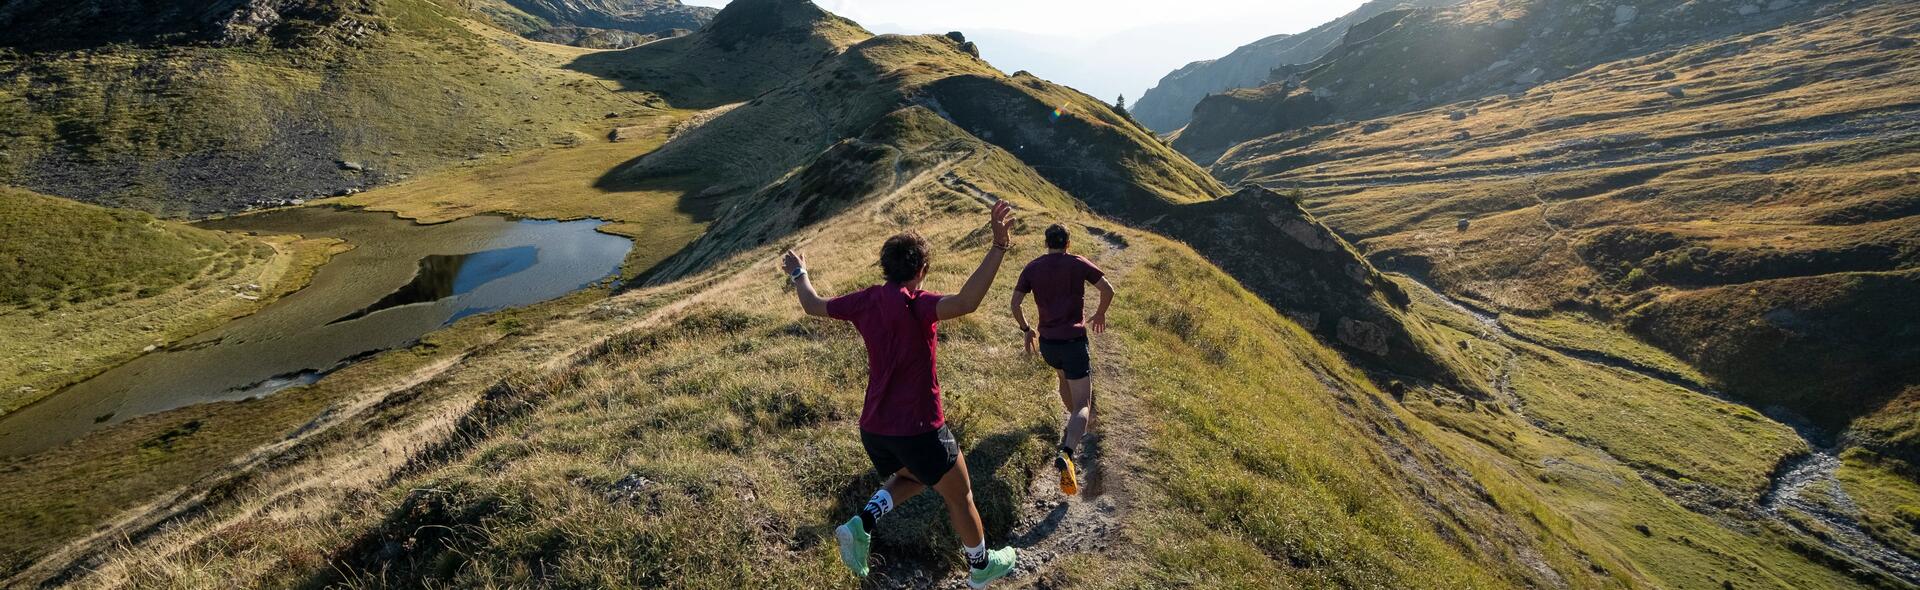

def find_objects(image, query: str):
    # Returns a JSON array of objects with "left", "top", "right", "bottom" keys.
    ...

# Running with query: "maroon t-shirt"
[
  {"left": 827, "top": 284, "right": 948, "bottom": 436},
  {"left": 1014, "top": 253, "right": 1105, "bottom": 340}
]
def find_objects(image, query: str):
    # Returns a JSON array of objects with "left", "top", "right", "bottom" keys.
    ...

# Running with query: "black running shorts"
[
  {"left": 860, "top": 425, "right": 960, "bottom": 486},
  {"left": 1038, "top": 336, "right": 1092, "bottom": 380}
]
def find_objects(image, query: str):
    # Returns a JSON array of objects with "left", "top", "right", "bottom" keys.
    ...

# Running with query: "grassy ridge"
[{"left": 0, "top": 187, "right": 231, "bottom": 307}]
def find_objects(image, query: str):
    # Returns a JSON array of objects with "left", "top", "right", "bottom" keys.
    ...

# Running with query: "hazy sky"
[{"left": 683, "top": 0, "right": 1370, "bottom": 100}]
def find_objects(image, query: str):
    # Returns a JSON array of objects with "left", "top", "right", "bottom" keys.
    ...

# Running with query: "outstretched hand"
[
  {"left": 781, "top": 249, "right": 806, "bottom": 277},
  {"left": 989, "top": 200, "right": 1013, "bottom": 247}
]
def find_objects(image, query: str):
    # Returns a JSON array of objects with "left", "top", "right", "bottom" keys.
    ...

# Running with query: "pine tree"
[{"left": 1114, "top": 94, "right": 1128, "bottom": 113}]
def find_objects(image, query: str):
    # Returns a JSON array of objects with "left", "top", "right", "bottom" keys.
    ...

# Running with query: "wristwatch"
[
  {"left": 1018, "top": 325, "right": 1033, "bottom": 335},
  {"left": 788, "top": 267, "right": 807, "bottom": 280}
]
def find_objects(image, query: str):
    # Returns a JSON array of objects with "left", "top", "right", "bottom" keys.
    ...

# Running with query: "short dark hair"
[
  {"left": 880, "top": 232, "right": 931, "bottom": 283},
  {"left": 1044, "top": 224, "right": 1070, "bottom": 250}
]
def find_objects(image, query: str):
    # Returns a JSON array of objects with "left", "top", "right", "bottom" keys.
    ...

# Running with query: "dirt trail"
[
  {"left": 870, "top": 211, "right": 1145, "bottom": 590},
  {"left": 1401, "top": 274, "right": 1920, "bottom": 585}
]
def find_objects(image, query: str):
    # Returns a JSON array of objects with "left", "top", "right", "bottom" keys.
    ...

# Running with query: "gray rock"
[
  {"left": 1652, "top": 70, "right": 1676, "bottom": 81},
  {"left": 1614, "top": 5, "right": 1638, "bottom": 25},
  {"left": 1666, "top": 86, "right": 1686, "bottom": 98},
  {"left": 337, "top": 160, "right": 364, "bottom": 171},
  {"left": 1457, "top": 218, "right": 1471, "bottom": 232},
  {"left": 1453, "top": 129, "right": 1473, "bottom": 141},
  {"left": 1515, "top": 68, "right": 1545, "bottom": 85},
  {"left": 1448, "top": 110, "right": 1467, "bottom": 121}
]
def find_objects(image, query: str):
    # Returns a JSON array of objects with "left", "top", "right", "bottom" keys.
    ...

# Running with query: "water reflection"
[
  {"left": 0, "top": 209, "right": 632, "bottom": 457},
  {"left": 331, "top": 246, "right": 539, "bottom": 325}
]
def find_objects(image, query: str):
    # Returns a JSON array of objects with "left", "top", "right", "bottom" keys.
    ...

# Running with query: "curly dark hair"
[
  {"left": 880, "top": 232, "right": 931, "bottom": 283},
  {"left": 1044, "top": 224, "right": 1070, "bottom": 250}
]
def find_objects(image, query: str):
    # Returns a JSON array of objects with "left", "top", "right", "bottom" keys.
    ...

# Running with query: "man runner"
[
  {"left": 1010, "top": 223, "right": 1113, "bottom": 496},
  {"left": 781, "top": 200, "right": 1018, "bottom": 588}
]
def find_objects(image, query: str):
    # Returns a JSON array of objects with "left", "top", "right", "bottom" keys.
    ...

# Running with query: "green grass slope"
[
  {"left": 0, "top": 188, "right": 230, "bottom": 308},
  {"left": 0, "top": 0, "right": 643, "bottom": 215}
]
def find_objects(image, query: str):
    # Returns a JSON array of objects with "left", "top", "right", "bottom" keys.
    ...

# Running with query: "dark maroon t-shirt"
[
  {"left": 826, "top": 284, "right": 948, "bottom": 436},
  {"left": 1014, "top": 253, "right": 1105, "bottom": 340}
]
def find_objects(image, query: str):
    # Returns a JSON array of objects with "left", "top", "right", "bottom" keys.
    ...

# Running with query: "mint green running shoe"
[
  {"left": 967, "top": 546, "right": 1017, "bottom": 589},
  {"left": 834, "top": 516, "right": 871, "bottom": 577}
]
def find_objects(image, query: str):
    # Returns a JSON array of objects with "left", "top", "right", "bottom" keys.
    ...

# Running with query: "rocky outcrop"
[
  {"left": 0, "top": 0, "right": 356, "bottom": 50},
  {"left": 1143, "top": 185, "right": 1455, "bottom": 381},
  {"left": 527, "top": 26, "right": 675, "bottom": 49},
  {"left": 483, "top": 0, "right": 715, "bottom": 47},
  {"left": 1132, "top": 0, "right": 1460, "bottom": 133}
]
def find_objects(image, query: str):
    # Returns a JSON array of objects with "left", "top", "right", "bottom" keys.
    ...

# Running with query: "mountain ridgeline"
[
  {"left": 1131, "top": 0, "right": 1459, "bottom": 133},
  {"left": 3, "top": 0, "right": 1919, "bottom": 588}
]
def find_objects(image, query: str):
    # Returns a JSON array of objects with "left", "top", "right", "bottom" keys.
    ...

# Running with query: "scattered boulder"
[
  {"left": 1651, "top": 70, "right": 1676, "bottom": 81},
  {"left": 337, "top": 160, "right": 365, "bottom": 171},
  {"left": 1453, "top": 129, "right": 1473, "bottom": 141},
  {"left": 1337, "top": 317, "right": 1391, "bottom": 356},
  {"left": 1879, "top": 37, "right": 1915, "bottom": 51},
  {"left": 1457, "top": 218, "right": 1471, "bottom": 232},
  {"left": 944, "top": 31, "right": 966, "bottom": 43},
  {"left": 1362, "top": 121, "right": 1390, "bottom": 134},
  {"left": 1666, "top": 86, "right": 1686, "bottom": 98},
  {"left": 604, "top": 112, "right": 620, "bottom": 119},
  {"left": 1448, "top": 110, "right": 1467, "bottom": 121},
  {"left": 959, "top": 41, "right": 980, "bottom": 58},
  {"left": 608, "top": 125, "right": 650, "bottom": 142},
  {"left": 1514, "top": 68, "right": 1544, "bottom": 85}
]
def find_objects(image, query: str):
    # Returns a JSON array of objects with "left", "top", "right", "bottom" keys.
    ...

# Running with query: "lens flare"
[{"left": 1049, "top": 105, "right": 1066, "bottom": 122}]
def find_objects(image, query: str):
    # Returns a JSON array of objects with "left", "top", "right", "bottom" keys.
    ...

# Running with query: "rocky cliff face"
[
  {"left": 1142, "top": 185, "right": 1461, "bottom": 383},
  {"left": 1132, "top": 0, "right": 1459, "bottom": 133}
]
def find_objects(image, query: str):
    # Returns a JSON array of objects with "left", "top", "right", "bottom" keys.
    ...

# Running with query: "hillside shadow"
[{"left": 563, "top": 41, "right": 742, "bottom": 110}]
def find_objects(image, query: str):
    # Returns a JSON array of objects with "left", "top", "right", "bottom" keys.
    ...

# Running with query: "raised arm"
[
  {"left": 782, "top": 249, "right": 830, "bottom": 317},
  {"left": 936, "top": 200, "right": 1014, "bottom": 320},
  {"left": 1088, "top": 276, "right": 1115, "bottom": 334}
]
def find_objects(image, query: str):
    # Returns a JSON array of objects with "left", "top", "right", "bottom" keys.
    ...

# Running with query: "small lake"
[{"left": 0, "top": 207, "right": 632, "bottom": 457}]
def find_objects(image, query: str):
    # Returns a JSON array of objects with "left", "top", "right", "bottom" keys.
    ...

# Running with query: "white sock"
[
  {"left": 867, "top": 489, "right": 894, "bottom": 516},
  {"left": 964, "top": 541, "right": 988, "bottom": 568}
]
